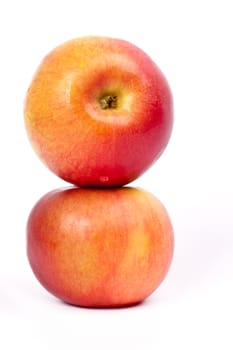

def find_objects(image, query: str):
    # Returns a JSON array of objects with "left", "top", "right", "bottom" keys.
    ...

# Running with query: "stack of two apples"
[{"left": 24, "top": 36, "right": 174, "bottom": 308}]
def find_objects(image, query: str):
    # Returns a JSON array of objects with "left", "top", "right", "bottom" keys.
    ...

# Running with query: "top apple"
[{"left": 24, "top": 36, "right": 173, "bottom": 187}]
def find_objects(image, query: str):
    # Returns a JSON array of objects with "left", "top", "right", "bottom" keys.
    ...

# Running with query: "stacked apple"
[{"left": 24, "top": 36, "right": 174, "bottom": 307}]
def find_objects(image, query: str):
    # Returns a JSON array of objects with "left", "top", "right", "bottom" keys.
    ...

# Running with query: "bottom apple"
[{"left": 27, "top": 187, "right": 174, "bottom": 307}]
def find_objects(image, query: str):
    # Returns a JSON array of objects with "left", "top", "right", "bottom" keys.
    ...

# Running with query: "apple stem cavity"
[{"left": 99, "top": 95, "right": 117, "bottom": 109}]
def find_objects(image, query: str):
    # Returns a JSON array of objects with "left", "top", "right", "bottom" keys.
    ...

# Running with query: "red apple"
[
  {"left": 27, "top": 187, "right": 174, "bottom": 307},
  {"left": 24, "top": 36, "right": 173, "bottom": 187}
]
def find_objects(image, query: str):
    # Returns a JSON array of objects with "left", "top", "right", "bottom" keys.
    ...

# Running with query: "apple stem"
[{"left": 99, "top": 95, "right": 117, "bottom": 109}]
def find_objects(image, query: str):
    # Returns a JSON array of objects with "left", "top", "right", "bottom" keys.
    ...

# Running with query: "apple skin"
[
  {"left": 24, "top": 36, "right": 173, "bottom": 187},
  {"left": 27, "top": 187, "right": 174, "bottom": 307}
]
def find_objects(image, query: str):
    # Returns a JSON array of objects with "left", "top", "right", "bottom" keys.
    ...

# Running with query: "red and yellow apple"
[
  {"left": 24, "top": 36, "right": 173, "bottom": 187},
  {"left": 27, "top": 187, "right": 174, "bottom": 307}
]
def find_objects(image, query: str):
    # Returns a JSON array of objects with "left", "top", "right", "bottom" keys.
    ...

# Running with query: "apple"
[
  {"left": 24, "top": 36, "right": 173, "bottom": 187},
  {"left": 27, "top": 187, "right": 174, "bottom": 307}
]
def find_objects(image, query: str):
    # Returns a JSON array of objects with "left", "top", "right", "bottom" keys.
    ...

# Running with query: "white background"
[{"left": 1, "top": 0, "right": 233, "bottom": 349}]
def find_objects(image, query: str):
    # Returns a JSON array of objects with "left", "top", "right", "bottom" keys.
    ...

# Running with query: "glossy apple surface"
[
  {"left": 27, "top": 187, "right": 174, "bottom": 307},
  {"left": 24, "top": 36, "right": 173, "bottom": 187}
]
